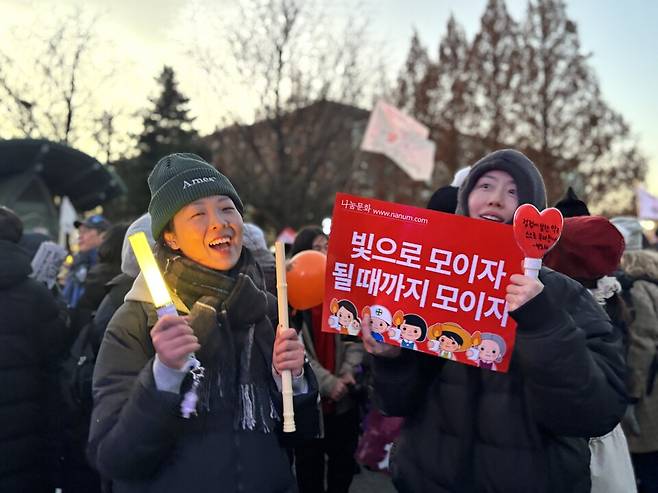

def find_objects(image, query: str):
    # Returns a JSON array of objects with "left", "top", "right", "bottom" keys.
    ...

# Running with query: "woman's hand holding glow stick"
[{"left": 151, "top": 315, "right": 200, "bottom": 370}]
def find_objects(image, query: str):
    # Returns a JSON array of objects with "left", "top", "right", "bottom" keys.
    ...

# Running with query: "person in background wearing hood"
[
  {"left": 88, "top": 154, "right": 320, "bottom": 493},
  {"left": 242, "top": 222, "right": 277, "bottom": 296},
  {"left": 62, "top": 215, "right": 111, "bottom": 308},
  {"left": 360, "top": 149, "right": 627, "bottom": 493},
  {"left": 611, "top": 216, "right": 658, "bottom": 493},
  {"left": 0, "top": 206, "right": 68, "bottom": 493},
  {"left": 289, "top": 225, "right": 364, "bottom": 493}
]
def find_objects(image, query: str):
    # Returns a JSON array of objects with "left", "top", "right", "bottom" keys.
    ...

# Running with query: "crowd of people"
[{"left": 1, "top": 149, "right": 657, "bottom": 493}]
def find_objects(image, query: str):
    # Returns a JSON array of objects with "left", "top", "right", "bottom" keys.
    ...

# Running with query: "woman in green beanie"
[{"left": 88, "top": 153, "right": 320, "bottom": 493}]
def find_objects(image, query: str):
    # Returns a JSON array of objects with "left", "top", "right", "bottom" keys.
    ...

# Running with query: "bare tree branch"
[
  {"left": 0, "top": 6, "right": 133, "bottom": 162},
  {"left": 184, "top": 0, "right": 382, "bottom": 231}
]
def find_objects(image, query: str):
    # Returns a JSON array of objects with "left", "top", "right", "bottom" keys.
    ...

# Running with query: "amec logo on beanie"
[{"left": 182, "top": 176, "right": 217, "bottom": 189}]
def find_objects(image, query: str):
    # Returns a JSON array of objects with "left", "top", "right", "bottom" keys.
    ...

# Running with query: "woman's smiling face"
[
  {"left": 164, "top": 195, "right": 243, "bottom": 271},
  {"left": 467, "top": 170, "right": 518, "bottom": 223}
]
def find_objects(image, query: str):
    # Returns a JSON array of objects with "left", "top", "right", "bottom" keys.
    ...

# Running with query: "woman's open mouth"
[
  {"left": 208, "top": 236, "right": 231, "bottom": 251},
  {"left": 480, "top": 214, "right": 504, "bottom": 222}
]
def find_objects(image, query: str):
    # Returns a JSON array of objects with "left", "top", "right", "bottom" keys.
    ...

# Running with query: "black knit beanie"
[
  {"left": 553, "top": 187, "right": 590, "bottom": 218},
  {"left": 455, "top": 149, "right": 547, "bottom": 222},
  {"left": 426, "top": 185, "right": 459, "bottom": 214},
  {"left": 148, "top": 153, "right": 244, "bottom": 240}
]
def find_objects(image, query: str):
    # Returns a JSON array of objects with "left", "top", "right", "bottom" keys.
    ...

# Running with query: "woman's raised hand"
[
  {"left": 150, "top": 314, "right": 200, "bottom": 370},
  {"left": 361, "top": 313, "right": 401, "bottom": 359}
]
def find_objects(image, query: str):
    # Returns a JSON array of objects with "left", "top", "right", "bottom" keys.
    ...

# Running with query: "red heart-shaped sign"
[{"left": 513, "top": 204, "right": 564, "bottom": 259}]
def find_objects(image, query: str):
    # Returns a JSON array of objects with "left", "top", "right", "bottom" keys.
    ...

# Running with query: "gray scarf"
[{"left": 159, "top": 247, "right": 280, "bottom": 433}]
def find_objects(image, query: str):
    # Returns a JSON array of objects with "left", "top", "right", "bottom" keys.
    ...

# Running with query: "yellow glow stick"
[{"left": 129, "top": 232, "right": 177, "bottom": 318}]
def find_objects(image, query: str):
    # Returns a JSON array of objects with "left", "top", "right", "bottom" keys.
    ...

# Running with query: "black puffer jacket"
[
  {"left": 70, "top": 261, "right": 122, "bottom": 337},
  {"left": 372, "top": 268, "right": 627, "bottom": 493},
  {"left": 89, "top": 272, "right": 135, "bottom": 354},
  {"left": 88, "top": 251, "right": 320, "bottom": 493},
  {"left": 0, "top": 240, "right": 68, "bottom": 492}
]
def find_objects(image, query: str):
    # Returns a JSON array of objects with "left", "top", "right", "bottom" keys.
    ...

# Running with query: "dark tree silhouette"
[
  {"left": 0, "top": 7, "right": 130, "bottom": 160},
  {"left": 516, "top": 0, "right": 646, "bottom": 209},
  {"left": 392, "top": 0, "right": 646, "bottom": 213},
  {"left": 467, "top": 0, "right": 522, "bottom": 149},
  {"left": 110, "top": 66, "right": 208, "bottom": 220}
]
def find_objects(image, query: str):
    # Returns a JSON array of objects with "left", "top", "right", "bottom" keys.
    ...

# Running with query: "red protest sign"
[
  {"left": 513, "top": 204, "right": 563, "bottom": 259},
  {"left": 322, "top": 193, "right": 525, "bottom": 373}
]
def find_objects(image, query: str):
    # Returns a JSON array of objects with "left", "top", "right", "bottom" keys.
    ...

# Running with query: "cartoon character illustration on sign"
[
  {"left": 397, "top": 313, "right": 427, "bottom": 351},
  {"left": 427, "top": 322, "right": 481, "bottom": 361},
  {"left": 362, "top": 304, "right": 393, "bottom": 343},
  {"left": 467, "top": 333, "right": 507, "bottom": 371},
  {"left": 328, "top": 298, "right": 361, "bottom": 335},
  {"left": 387, "top": 309, "right": 406, "bottom": 343}
]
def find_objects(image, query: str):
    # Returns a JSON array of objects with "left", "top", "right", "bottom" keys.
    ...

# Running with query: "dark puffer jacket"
[
  {"left": 89, "top": 272, "right": 135, "bottom": 354},
  {"left": 372, "top": 268, "right": 627, "bottom": 493},
  {"left": 88, "top": 252, "right": 320, "bottom": 493},
  {"left": 0, "top": 240, "right": 68, "bottom": 492},
  {"left": 70, "top": 261, "right": 122, "bottom": 338}
]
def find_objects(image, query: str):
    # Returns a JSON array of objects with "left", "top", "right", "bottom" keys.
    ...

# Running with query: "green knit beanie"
[{"left": 147, "top": 153, "right": 244, "bottom": 240}]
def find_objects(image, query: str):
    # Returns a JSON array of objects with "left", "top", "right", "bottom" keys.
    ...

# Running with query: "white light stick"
[{"left": 275, "top": 241, "right": 296, "bottom": 433}]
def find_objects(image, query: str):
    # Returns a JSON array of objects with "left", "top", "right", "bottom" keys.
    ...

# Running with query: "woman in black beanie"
[{"left": 88, "top": 153, "right": 320, "bottom": 493}]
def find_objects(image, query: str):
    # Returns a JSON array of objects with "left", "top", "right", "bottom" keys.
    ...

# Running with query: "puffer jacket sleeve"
[
  {"left": 34, "top": 283, "right": 70, "bottom": 364},
  {"left": 295, "top": 311, "right": 337, "bottom": 398},
  {"left": 88, "top": 301, "right": 184, "bottom": 480},
  {"left": 626, "top": 282, "right": 658, "bottom": 400},
  {"left": 511, "top": 270, "right": 627, "bottom": 437},
  {"left": 306, "top": 349, "right": 338, "bottom": 398},
  {"left": 89, "top": 290, "right": 120, "bottom": 355},
  {"left": 370, "top": 349, "right": 437, "bottom": 417}
]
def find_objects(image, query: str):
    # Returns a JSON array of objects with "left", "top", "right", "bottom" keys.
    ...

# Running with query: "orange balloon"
[{"left": 287, "top": 250, "right": 327, "bottom": 310}]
